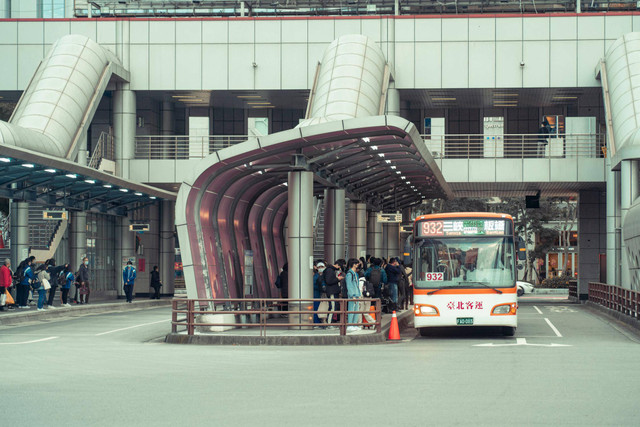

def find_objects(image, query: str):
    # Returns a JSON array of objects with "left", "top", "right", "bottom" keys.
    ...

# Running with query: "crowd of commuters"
[
  {"left": 0, "top": 255, "right": 163, "bottom": 311},
  {"left": 276, "top": 254, "right": 413, "bottom": 332}
]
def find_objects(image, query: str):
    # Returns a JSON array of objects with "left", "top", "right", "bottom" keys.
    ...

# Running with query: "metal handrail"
[
  {"left": 421, "top": 133, "right": 605, "bottom": 159},
  {"left": 588, "top": 282, "right": 640, "bottom": 319},
  {"left": 171, "top": 297, "right": 382, "bottom": 337},
  {"left": 135, "top": 135, "right": 247, "bottom": 160},
  {"left": 135, "top": 133, "right": 605, "bottom": 160}
]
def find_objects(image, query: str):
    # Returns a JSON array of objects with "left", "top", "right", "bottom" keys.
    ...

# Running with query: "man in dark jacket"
[
  {"left": 150, "top": 266, "right": 162, "bottom": 299},
  {"left": 76, "top": 257, "right": 90, "bottom": 304},
  {"left": 322, "top": 261, "right": 343, "bottom": 327},
  {"left": 385, "top": 257, "right": 403, "bottom": 308},
  {"left": 45, "top": 259, "right": 68, "bottom": 308}
]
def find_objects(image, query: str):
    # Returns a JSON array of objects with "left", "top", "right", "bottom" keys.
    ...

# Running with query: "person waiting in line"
[
  {"left": 45, "top": 259, "right": 68, "bottom": 309},
  {"left": 34, "top": 261, "right": 51, "bottom": 311},
  {"left": 385, "top": 257, "right": 403, "bottom": 311},
  {"left": 75, "top": 257, "right": 91, "bottom": 304},
  {"left": 60, "top": 266, "right": 74, "bottom": 307},
  {"left": 345, "top": 258, "right": 362, "bottom": 333},
  {"left": 322, "top": 261, "right": 342, "bottom": 328},
  {"left": 537, "top": 120, "right": 550, "bottom": 157},
  {"left": 17, "top": 257, "right": 35, "bottom": 309},
  {"left": 313, "top": 261, "right": 327, "bottom": 326},
  {"left": 0, "top": 258, "right": 12, "bottom": 311},
  {"left": 150, "top": 265, "right": 162, "bottom": 299},
  {"left": 123, "top": 260, "right": 137, "bottom": 303},
  {"left": 364, "top": 257, "right": 387, "bottom": 300},
  {"left": 277, "top": 263, "right": 288, "bottom": 315}
]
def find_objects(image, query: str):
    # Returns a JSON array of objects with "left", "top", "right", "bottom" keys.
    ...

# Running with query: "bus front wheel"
[{"left": 502, "top": 326, "right": 516, "bottom": 336}]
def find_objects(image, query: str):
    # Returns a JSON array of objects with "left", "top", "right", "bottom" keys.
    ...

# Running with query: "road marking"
[
  {"left": 533, "top": 306, "right": 543, "bottom": 315},
  {"left": 95, "top": 319, "right": 170, "bottom": 336},
  {"left": 544, "top": 318, "right": 563, "bottom": 337},
  {"left": 0, "top": 336, "right": 58, "bottom": 345},
  {"left": 544, "top": 305, "right": 577, "bottom": 313},
  {"left": 474, "top": 337, "right": 570, "bottom": 347}
]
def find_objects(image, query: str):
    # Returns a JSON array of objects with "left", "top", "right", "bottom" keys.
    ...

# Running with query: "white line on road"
[
  {"left": 533, "top": 306, "right": 543, "bottom": 315},
  {"left": 95, "top": 319, "right": 170, "bottom": 336},
  {"left": 0, "top": 336, "right": 58, "bottom": 345},
  {"left": 544, "top": 318, "right": 563, "bottom": 337}
]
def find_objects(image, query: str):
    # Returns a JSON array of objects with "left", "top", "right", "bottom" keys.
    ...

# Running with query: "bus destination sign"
[{"left": 418, "top": 219, "right": 507, "bottom": 237}]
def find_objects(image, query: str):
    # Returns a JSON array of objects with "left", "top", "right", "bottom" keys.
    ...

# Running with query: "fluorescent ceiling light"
[
  {"left": 66, "top": 173, "right": 77, "bottom": 178},
  {"left": 149, "top": 196, "right": 157, "bottom": 200},
  {"left": 432, "top": 97, "right": 456, "bottom": 101},
  {"left": 135, "top": 192, "right": 143, "bottom": 196},
  {"left": 45, "top": 169, "right": 56, "bottom": 173},
  {"left": 247, "top": 102, "right": 271, "bottom": 105},
  {"left": 84, "top": 179, "right": 96, "bottom": 184},
  {"left": 22, "top": 163, "right": 35, "bottom": 168},
  {"left": 0, "top": 158, "right": 11, "bottom": 163},
  {"left": 553, "top": 96, "right": 578, "bottom": 99},
  {"left": 251, "top": 106, "right": 275, "bottom": 109},
  {"left": 363, "top": 137, "right": 371, "bottom": 143},
  {"left": 119, "top": 188, "right": 129, "bottom": 192},
  {"left": 493, "top": 93, "right": 519, "bottom": 97},
  {"left": 171, "top": 95, "right": 198, "bottom": 99},
  {"left": 237, "top": 95, "right": 262, "bottom": 98},
  {"left": 103, "top": 184, "right": 112, "bottom": 188}
]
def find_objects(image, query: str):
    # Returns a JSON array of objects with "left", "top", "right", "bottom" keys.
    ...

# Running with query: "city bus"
[{"left": 413, "top": 213, "right": 521, "bottom": 336}]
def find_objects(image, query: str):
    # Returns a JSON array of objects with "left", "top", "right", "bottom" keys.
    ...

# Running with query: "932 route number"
[{"left": 424, "top": 272, "right": 444, "bottom": 281}]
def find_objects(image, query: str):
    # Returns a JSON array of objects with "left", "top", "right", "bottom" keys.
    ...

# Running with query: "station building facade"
[{"left": 1, "top": 1, "right": 640, "bottom": 299}]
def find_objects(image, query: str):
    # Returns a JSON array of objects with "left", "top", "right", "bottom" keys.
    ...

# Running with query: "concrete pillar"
[
  {"left": 161, "top": 101, "right": 175, "bottom": 135},
  {"left": 386, "top": 223, "right": 400, "bottom": 259},
  {"left": 348, "top": 202, "right": 367, "bottom": 259},
  {"left": 578, "top": 190, "right": 607, "bottom": 299},
  {"left": 367, "top": 211, "right": 383, "bottom": 258},
  {"left": 115, "top": 216, "right": 134, "bottom": 298},
  {"left": 113, "top": 85, "right": 136, "bottom": 179},
  {"left": 70, "top": 211, "right": 87, "bottom": 275},
  {"left": 160, "top": 200, "right": 175, "bottom": 295},
  {"left": 287, "top": 171, "right": 314, "bottom": 326},
  {"left": 324, "top": 189, "right": 345, "bottom": 263},
  {"left": 620, "top": 160, "right": 638, "bottom": 288},
  {"left": 386, "top": 88, "right": 400, "bottom": 117},
  {"left": 606, "top": 156, "right": 620, "bottom": 286},
  {"left": 10, "top": 201, "right": 29, "bottom": 263}
]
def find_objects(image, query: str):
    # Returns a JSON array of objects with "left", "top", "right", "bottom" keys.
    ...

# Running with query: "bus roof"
[{"left": 414, "top": 212, "right": 513, "bottom": 222}]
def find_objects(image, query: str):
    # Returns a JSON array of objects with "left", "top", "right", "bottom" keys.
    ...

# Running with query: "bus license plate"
[{"left": 456, "top": 317, "right": 474, "bottom": 326}]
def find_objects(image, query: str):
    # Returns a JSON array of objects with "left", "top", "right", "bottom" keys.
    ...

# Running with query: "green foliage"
[{"left": 540, "top": 276, "right": 571, "bottom": 289}]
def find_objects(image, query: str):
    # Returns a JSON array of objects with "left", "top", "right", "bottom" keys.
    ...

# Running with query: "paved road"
[{"left": 1, "top": 298, "right": 639, "bottom": 426}]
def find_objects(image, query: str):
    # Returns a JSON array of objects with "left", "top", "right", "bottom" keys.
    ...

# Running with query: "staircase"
[
  {"left": 0, "top": 213, "right": 10, "bottom": 261},
  {"left": 312, "top": 198, "right": 351, "bottom": 262},
  {"left": 88, "top": 131, "right": 116, "bottom": 174},
  {"left": 28, "top": 205, "right": 67, "bottom": 262}
]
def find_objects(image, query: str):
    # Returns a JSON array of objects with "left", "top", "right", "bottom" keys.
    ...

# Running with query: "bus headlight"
[
  {"left": 491, "top": 303, "right": 517, "bottom": 315},
  {"left": 414, "top": 304, "right": 439, "bottom": 316}
]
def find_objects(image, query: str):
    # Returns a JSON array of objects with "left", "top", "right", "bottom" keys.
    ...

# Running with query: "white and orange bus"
[{"left": 413, "top": 212, "right": 521, "bottom": 336}]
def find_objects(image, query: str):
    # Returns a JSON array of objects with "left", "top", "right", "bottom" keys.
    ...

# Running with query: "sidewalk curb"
[
  {"left": 164, "top": 310, "right": 414, "bottom": 346},
  {"left": 0, "top": 299, "right": 172, "bottom": 326}
]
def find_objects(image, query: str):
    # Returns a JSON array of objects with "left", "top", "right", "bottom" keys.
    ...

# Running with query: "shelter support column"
[
  {"left": 578, "top": 190, "right": 606, "bottom": 299},
  {"left": 288, "top": 171, "right": 313, "bottom": 327},
  {"left": 620, "top": 160, "right": 639, "bottom": 288},
  {"left": 10, "top": 201, "right": 29, "bottom": 263},
  {"left": 324, "top": 189, "right": 345, "bottom": 263},
  {"left": 70, "top": 211, "right": 87, "bottom": 277},
  {"left": 113, "top": 84, "right": 136, "bottom": 179},
  {"left": 367, "top": 211, "right": 383, "bottom": 258},
  {"left": 606, "top": 162, "right": 621, "bottom": 286},
  {"left": 348, "top": 202, "right": 367, "bottom": 259},
  {"left": 115, "top": 216, "right": 134, "bottom": 298},
  {"left": 160, "top": 200, "right": 175, "bottom": 296},
  {"left": 385, "top": 223, "right": 400, "bottom": 259}
]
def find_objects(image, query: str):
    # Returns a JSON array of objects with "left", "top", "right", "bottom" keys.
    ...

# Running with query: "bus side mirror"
[{"left": 516, "top": 237, "right": 527, "bottom": 261}]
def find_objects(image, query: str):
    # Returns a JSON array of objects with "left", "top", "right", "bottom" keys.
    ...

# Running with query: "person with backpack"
[
  {"left": 364, "top": 258, "right": 387, "bottom": 299},
  {"left": 16, "top": 257, "right": 35, "bottom": 309},
  {"left": 45, "top": 259, "right": 67, "bottom": 309},
  {"left": 385, "top": 257, "right": 403, "bottom": 311},
  {"left": 345, "top": 258, "right": 362, "bottom": 332},
  {"left": 0, "top": 258, "right": 12, "bottom": 311},
  {"left": 322, "top": 261, "right": 342, "bottom": 327},
  {"left": 313, "top": 261, "right": 327, "bottom": 326},
  {"left": 123, "top": 260, "right": 137, "bottom": 303},
  {"left": 60, "top": 265, "right": 74, "bottom": 307}
]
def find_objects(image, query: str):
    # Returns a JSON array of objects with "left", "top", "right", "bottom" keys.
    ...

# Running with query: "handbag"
[
  {"left": 317, "top": 300, "right": 329, "bottom": 315},
  {"left": 42, "top": 278, "right": 51, "bottom": 290}
]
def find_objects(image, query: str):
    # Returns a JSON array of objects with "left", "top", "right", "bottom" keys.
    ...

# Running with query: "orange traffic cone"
[{"left": 388, "top": 311, "right": 401, "bottom": 341}]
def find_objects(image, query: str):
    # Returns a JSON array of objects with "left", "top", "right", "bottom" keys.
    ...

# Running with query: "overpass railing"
[
  {"left": 588, "top": 282, "right": 640, "bottom": 319},
  {"left": 422, "top": 133, "right": 605, "bottom": 159},
  {"left": 171, "top": 298, "right": 382, "bottom": 337},
  {"left": 135, "top": 132, "right": 605, "bottom": 160},
  {"left": 134, "top": 135, "right": 247, "bottom": 159}
]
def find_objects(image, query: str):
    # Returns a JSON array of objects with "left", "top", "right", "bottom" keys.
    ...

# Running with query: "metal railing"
[
  {"left": 171, "top": 298, "right": 382, "bottom": 337},
  {"left": 135, "top": 133, "right": 605, "bottom": 160},
  {"left": 88, "top": 131, "right": 114, "bottom": 169},
  {"left": 568, "top": 280, "right": 578, "bottom": 299},
  {"left": 589, "top": 282, "right": 640, "bottom": 319},
  {"left": 422, "top": 133, "right": 605, "bottom": 159},
  {"left": 135, "top": 135, "right": 247, "bottom": 160}
]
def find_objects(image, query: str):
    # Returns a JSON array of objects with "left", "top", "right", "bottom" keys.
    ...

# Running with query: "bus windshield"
[{"left": 414, "top": 236, "right": 515, "bottom": 289}]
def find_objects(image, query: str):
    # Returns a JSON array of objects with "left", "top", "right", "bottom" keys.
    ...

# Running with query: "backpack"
[
  {"left": 323, "top": 268, "right": 339, "bottom": 286},
  {"left": 58, "top": 271, "right": 67, "bottom": 286},
  {"left": 369, "top": 268, "right": 382, "bottom": 286},
  {"left": 13, "top": 264, "right": 25, "bottom": 285},
  {"left": 362, "top": 280, "right": 375, "bottom": 298}
]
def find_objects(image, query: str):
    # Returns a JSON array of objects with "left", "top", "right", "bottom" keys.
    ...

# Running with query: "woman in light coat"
[{"left": 35, "top": 264, "right": 51, "bottom": 311}]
